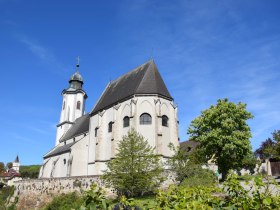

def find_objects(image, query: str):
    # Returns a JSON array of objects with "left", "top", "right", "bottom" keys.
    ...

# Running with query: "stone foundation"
[
  {"left": 10, "top": 171, "right": 174, "bottom": 210},
  {"left": 11, "top": 176, "right": 109, "bottom": 210}
]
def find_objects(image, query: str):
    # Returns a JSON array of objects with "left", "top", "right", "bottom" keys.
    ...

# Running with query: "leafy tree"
[
  {"left": 102, "top": 129, "right": 164, "bottom": 197},
  {"left": 255, "top": 130, "right": 280, "bottom": 160},
  {"left": 20, "top": 165, "right": 41, "bottom": 178},
  {"left": 0, "top": 162, "right": 5, "bottom": 174},
  {"left": 188, "top": 98, "right": 253, "bottom": 180},
  {"left": 167, "top": 143, "right": 190, "bottom": 183},
  {"left": 167, "top": 143, "right": 209, "bottom": 184},
  {"left": 272, "top": 130, "right": 280, "bottom": 156},
  {"left": 239, "top": 152, "right": 258, "bottom": 175},
  {"left": 255, "top": 138, "right": 276, "bottom": 159},
  {"left": 6, "top": 162, "right": 13, "bottom": 169}
]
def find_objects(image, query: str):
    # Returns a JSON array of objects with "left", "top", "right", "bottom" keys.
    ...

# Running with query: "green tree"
[
  {"left": 6, "top": 162, "right": 13, "bottom": 169},
  {"left": 102, "top": 129, "right": 164, "bottom": 197},
  {"left": 272, "top": 130, "right": 280, "bottom": 157},
  {"left": 255, "top": 130, "right": 280, "bottom": 160},
  {"left": 20, "top": 165, "right": 41, "bottom": 178},
  {"left": 0, "top": 162, "right": 5, "bottom": 174},
  {"left": 187, "top": 98, "right": 253, "bottom": 180},
  {"left": 168, "top": 143, "right": 215, "bottom": 186},
  {"left": 239, "top": 152, "right": 258, "bottom": 175},
  {"left": 255, "top": 138, "right": 276, "bottom": 159}
]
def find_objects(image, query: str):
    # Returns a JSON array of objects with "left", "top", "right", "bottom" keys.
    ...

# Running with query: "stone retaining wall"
[
  {"left": 11, "top": 176, "right": 109, "bottom": 210},
  {"left": 10, "top": 171, "right": 174, "bottom": 209}
]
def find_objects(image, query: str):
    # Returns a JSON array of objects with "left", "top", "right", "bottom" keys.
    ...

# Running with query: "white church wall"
[
  {"left": 40, "top": 158, "right": 53, "bottom": 178},
  {"left": 71, "top": 134, "right": 89, "bottom": 176},
  {"left": 51, "top": 153, "right": 69, "bottom": 177},
  {"left": 40, "top": 153, "right": 69, "bottom": 178},
  {"left": 56, "top": 125, "right": 65, "bottom": 146},
  {"left": 87, "top": 95, "right": 179, "bottom": 175},
  {"left": 88, "top": 115, "right": 98, "bottom": 163},
  {"left": 60, "top": 93, "right": 85, "bottom": 123},
  {"left": 74, "top": 93, "right": 85, "bottom": 121},
  {"left": 161, "top": 101, "right": 179, "bottom": 157},
  {"left": 137, "top": 98, "right": 156, "bottom": 148},
  {"left": 120, "top": 103, "right": 130, "bottom": 138},
  {"left": 56, "top": 92, "right": 86, "bottom": 145}
]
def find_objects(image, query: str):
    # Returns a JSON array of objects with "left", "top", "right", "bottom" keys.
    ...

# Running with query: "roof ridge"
[
  {"left": 134, "top": 61, "right": 151, "bottom": 93},
  {"left": 91, "top": 59, "right": 172, "bottom": 114},
  {"left": 111, "top": 60, "right": 150, "bottom": 84}
]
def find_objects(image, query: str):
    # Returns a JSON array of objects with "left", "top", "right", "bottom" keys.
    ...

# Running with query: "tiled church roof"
[
  {"left": 44, "top": 142, "right": 76, "bottom": 159},
  {"left": 59, "top": 114, "right": 90, "bottom": 142},
  {"left": 52, "top": 60, "right": 172, "bottom": 151},
  {"left": 91, "top": 60, "right": 173, "bottom": 115}
]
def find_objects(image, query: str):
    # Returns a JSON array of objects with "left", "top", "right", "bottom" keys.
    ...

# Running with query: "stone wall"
[
  {"left": 11, "top": 176, "right": 109, "bottom": 210},
  {"left": 10, "top": 172, "right": 174, "bottom": 209}
]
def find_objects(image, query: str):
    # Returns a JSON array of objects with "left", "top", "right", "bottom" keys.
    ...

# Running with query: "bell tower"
[
  {"left": 12, "top": 155, "right": 20, "bottom": 173},
  {"left": 55, "top": 58, "right": 88, "bottom": 145}
]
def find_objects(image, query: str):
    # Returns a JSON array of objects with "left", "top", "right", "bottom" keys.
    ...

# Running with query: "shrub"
[
  {"left": 223, "top": 172, "right": 280, "bottom": 209},
  {"left": 154, "top": 173, "right": 280, "bottom": 209},
  {"left": 43, "top": 192, "right": 83, "bottom": 210},
  {"left": 0, "top": 186, "right": 15, "bottom": 209},
  {"left": 20, "top": 165, "right": 41, "bottom": 178},
  {"left": 80, "top": 184, "right": 110, "bottom": 210},
  {"left": 180, "top": 167, "right": 216, "bottom": 188},
  {"left": 155, "top": 185, "right": 223, "bottom": 209}
]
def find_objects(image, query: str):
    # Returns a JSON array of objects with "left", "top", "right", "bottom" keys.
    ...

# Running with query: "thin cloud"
[
  {"left": 17, "top": 35, "right": 55, "bottom": 61},
  {"left": 13, "top": 33, "right": 69, "bottom": 75}
]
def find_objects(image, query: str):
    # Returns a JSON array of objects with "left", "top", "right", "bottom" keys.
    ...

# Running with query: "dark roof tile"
[
  {"left": 44, "top": 142, "right": 76, "bottom": 159},
  {"left": 91, "top": 60, "right": 172, "bottom": 115},
  {"left": 59, "top": 114, "right": 90, "bottom": 142}
]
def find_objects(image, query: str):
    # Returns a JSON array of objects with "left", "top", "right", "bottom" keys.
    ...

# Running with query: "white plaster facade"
[
  {"left": 88, "top": 96, "right": 179, "bottom": 175},
  {"left": 40, "top": 60, "right": 179, "bottom": 178},
  {"left": 12, "top": 156, "right": 20, "bottom": 173}
]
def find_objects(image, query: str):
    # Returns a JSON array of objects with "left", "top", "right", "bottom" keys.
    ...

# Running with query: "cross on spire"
[
  {"left": 76, "top": 56, "right": 80, "bottom": 66},
  {"left": 76, "top": 56, "right": 80, "bottom": 72}
]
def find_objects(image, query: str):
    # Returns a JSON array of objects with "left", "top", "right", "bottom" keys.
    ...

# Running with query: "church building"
[{"left": 39, "top": 60, "right": 179, "bottom": 178}]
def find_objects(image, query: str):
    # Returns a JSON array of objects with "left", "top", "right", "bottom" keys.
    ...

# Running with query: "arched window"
[
  {"left": 140, "top": 113, "right": 152, "bottom": 125},
  {"left": 123, "top": 116, "right": 130, "bottom": 128},
  {"left": 63, "top": 101, "right": 65, "bottom": 110},
  {"left": 162, "top": 115, "right": 169, "bottom": 127},
  {"left": 108, "top": 122, "right": 113, "bottom": 133},
  {"left": 77, "top": 101, "right": 81, "bottom": 110},
  {"left": 95, "top": 127, "right": 98, "bottom": 137}
]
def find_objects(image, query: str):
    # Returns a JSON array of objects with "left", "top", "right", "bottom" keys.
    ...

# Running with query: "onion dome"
[
  {"left": 69, "top": 70, "right": 83, "bottom": 84},
  {"left": 68, "top": 60, "right": 84, "bottom": 90}
]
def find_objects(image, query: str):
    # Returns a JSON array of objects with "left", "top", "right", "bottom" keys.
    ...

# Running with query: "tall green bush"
[
  {"left": 180, "top": 167, "right": 216, "bottom": 188},
  {"left": 102, "top": 129, "right": 164, "bottom": 197},
  {"left": 155, "top": 173, "right": 280, "bottom": 209},
  {"left": 43, "top": 192, "right": 83, "bottom": 210},
  {"left": 20, "top": 165, "right": 41, "bottom": 178}
]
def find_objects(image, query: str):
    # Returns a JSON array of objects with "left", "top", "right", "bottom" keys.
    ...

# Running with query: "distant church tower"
[
  {"left": 12, "top": 155, "right": 20, "bottom": 173},
  {"left": 56, "top": 60, "right": 87, "bottom": 145}
]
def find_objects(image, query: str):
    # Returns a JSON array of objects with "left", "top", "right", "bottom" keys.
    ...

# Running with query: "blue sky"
[{"left": 1, "top": 0, "right": 280, "bottom": 165}]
